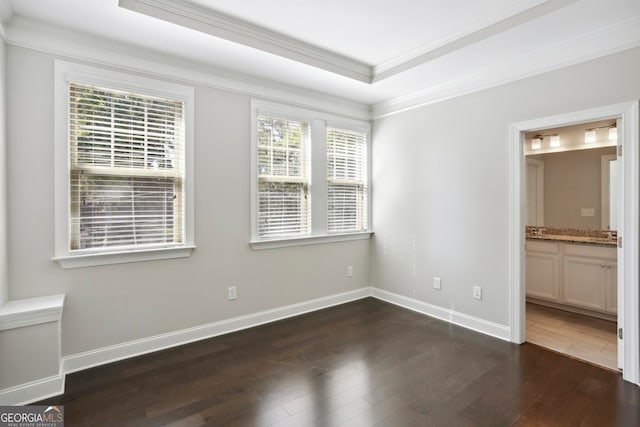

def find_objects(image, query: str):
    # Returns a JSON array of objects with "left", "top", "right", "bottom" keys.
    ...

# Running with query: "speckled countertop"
[{"left": 525, "top": 226, "right": 617, "bottom": 247}]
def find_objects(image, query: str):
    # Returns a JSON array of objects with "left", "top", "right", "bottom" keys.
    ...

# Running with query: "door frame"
[
  {"left": 601, "top": 153, "right": 617, "bottom": 231},
  {"left": 508, "top": 101, "right": 639, "bottom": 385}
]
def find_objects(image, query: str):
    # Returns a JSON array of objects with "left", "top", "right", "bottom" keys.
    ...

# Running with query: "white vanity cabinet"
[
  {"left": 563, "top": 244, "right": 617, "bottom": 313},
  {"left": 526, "top": 241, "right": 617, "bottom": 316},
  {"left": 525, "top": 241, "right": 560, "bottom": 302}
]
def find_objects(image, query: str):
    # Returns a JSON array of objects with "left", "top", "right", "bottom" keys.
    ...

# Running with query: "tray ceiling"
[{"left": 3, "top": 0, "right": 640, "bottom": 115}]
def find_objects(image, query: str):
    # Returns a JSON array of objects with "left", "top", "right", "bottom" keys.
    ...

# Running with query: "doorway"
[
  {"left": 508, "top": 102, "right": 640, "bottom": 385},
  {"left": 523, "top": 122, "right": 618, "bottom": 370}
]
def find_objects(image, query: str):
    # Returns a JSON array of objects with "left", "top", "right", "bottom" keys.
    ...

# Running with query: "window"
[
  {"left": 257, "top": 114, "right": 311, "bottom": 239},
  {"left": 251, "top": 101, "right": 371, "bottom": 249},
  {"left": 54, "top": 61, "right": 194, "bottom": 268},
  {"left": 327, "top": 128, "right": 368, "bottom": 233}
]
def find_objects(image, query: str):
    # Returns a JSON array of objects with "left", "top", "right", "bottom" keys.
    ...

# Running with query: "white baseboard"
[
  {"left": 0, "top": 374, "right": 65, "bottom": 406},
  {"left": 3, "top": 285, "right": 514, "bottom": 405},
  {"left": 371, "top": 288, "right": 511, "bottom": 341},
  {"left": 63, "top": 287, "right": 372, "bottom": 374}
]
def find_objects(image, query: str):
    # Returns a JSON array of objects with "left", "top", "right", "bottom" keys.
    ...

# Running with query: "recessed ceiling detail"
[
  {"left": 4, "top": 0, "right": 640, "bottom": 116},
  {"left": 119, "top": 0, "right": 372, "bottom": 83},
  {"left": 119, "top": 0, "right": 582, "bottom": 84}
]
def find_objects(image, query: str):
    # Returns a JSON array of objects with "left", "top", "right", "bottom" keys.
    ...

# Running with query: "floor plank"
[
  {"left": 37, "top": 298, "right": 640, "bottom": 426},
  {"left": 526, "top": 302, "right": 618, "bottom": 370}
]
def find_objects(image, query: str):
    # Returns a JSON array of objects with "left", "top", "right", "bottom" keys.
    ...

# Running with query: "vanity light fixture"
[
  {"left": 609, "top": 125, "right": 617, "bottom": 141},
  {"left": 549, "top": 134, "right": 560, "bottom": 147},
  {"left": 531, "top": 136, "right": 542, "bottom": 150},
  {"left": 584, "top": 129, "right": 596, "bottom": 144}
]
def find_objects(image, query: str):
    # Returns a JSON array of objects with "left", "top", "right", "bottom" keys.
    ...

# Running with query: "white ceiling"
[
  {"left": 187, "top": 0, "right": 549, "bottom": 66},
  {"left": 3, "top": 0, "right": 640, "bottom": 114}
]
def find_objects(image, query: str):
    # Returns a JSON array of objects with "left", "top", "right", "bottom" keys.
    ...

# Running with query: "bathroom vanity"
[{"left": 526, "top": 228, "right": 617, "bottom": 321}]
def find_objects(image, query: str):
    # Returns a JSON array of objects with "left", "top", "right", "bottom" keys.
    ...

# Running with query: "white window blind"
[
  {"left": 327, "top": 127, "right": 368, "bottom": 232},
  {"left": 68, "top": 82, "right": 185, "bottom": 251},
  {"left": 257, "top": 114, "right": 311, "bottom": 239}
]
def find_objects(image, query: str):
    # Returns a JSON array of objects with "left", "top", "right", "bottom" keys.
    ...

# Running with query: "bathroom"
[{"left": 524, "top": 119, "right": 619, "bottom": 370}]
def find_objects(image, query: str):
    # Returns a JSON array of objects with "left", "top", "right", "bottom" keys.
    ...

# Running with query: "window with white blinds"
[
  {"left": 251, "top": 100, "right": 370, "bottom": 248},
  {"left": 68, "top": 82, "right": 185, "bottom": 252},
  {"left": 257, "top": 114, "right": 311, "bottom": 239},
  {"left": 327, "top": 128, "right": 368, "bottom": 232}
]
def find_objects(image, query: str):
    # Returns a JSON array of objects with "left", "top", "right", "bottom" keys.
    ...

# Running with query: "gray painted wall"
[
  {"left": 371, "top": 46, "right": 640, "bottom": 326},
  {"left": 0, "top": 322, "right": 59, "bottom": 389},
  {"left": 4, "top": 35, "right": 640, "bottom": 380},
  {"left": 0, "top": 36, "right": 7, "bottom": 307},
  {"left": 6, "top": 45, "right": 370, "bottom": 356}
]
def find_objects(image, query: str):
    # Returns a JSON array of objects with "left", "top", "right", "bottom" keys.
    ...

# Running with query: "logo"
[{"left": 0, "top": 405, "right": 64, "bottom": 427}]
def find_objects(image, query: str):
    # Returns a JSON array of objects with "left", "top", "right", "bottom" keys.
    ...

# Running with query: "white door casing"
[{"left": 509, "top": 101, "right": 639, "bottom": 385}]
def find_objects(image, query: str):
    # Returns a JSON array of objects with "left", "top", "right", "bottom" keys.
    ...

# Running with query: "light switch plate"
[{"left": 581, "top": 208, "right": 595, "bottom": 217}]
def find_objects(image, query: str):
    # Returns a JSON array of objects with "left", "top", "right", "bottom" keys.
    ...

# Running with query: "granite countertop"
[{"left": 525, "top": 227, "right": 617, "bottom": 247}]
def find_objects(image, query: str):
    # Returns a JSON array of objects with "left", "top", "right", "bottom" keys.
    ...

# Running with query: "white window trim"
[
  {"left": 250, "top": 100, "right": 372, "bottom": 249},
  {"left": 53, "top": 60, "right": 196, "bottom": 268},
  {"left": 250, "top": 231, "right": 372, "bottom": 250}
]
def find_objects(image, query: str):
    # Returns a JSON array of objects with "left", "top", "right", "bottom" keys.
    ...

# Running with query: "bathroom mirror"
[{"left": 525, "top": 119, "right": 618, "bottom": 231}]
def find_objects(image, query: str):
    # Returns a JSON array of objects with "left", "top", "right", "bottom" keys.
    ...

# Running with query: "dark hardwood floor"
[{"left": 38, "top": 298, "right": 640, "bottom": 426}]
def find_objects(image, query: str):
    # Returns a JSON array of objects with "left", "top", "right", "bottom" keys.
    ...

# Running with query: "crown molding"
[
  {"left": 372, "top": 0, "right": 580, "bottom": 82},
  {"left": 119, "top": 0, "right": 373, "bottom": 83},
  {"left": 0, "top": 2, "right": 11, "bottom": 43},
  {"left": 372, "top": 16, "right": 640, "bottom": 119},
  {"left": 119, "top": 0, "right": 582, "bottom": 85},
  {"left": 0, "top": 20, "right": 6, "bottom": 43},
  {"left": 5, "top": 16, "right": 370, "bottom": 121},
  {"left": 4, "top": 9, "right": 639, "bottom": 122}
]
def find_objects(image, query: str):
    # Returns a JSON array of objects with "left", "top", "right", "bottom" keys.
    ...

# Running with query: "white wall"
[
  {"left": 371, "top": 46, "right": 640, "bottom": 327},
  {"left": 6, "top": 45, "right": 370, "bottom": 357},
  {"left": 0, "top": 36, "right": 7, "bottom": 307}
]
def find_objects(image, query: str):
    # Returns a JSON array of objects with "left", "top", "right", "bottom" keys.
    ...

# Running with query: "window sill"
[
  {"left": 53, "top": 245, "right": 196, "bottom": 269},
  {"left": 250, "top": 231, "right": 373, "bottom": 250}
]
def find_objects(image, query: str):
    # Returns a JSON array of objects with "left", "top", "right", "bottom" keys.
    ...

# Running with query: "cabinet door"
[
  {"left": 563, "top": 256, "right": 605, "bottom": 311},
  {"left": 526, "top": 252, "right": 559, "bottom": 301},
  {"left": 604, "top": 262, "right": 618, "bottom": 314}
]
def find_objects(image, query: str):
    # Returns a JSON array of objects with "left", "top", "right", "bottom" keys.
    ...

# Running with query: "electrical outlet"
[
  {"left": 472, "top": 285, "right": 482, "bottom": 300},
  {"left": 433, "top": 277, "right": 441, "bottom": 290},
  {"left": 228, "top": 286, "right": 237, "bottom": 301},
  {"left": 347, "top": 266, "right": 353, "bottom": 277}
]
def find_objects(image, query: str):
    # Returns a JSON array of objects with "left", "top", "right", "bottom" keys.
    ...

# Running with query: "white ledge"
[
  {"left": 53, "top": 245, "right": 196, "bottom": 269},
  {"left": 250, "top": 231, "right": 373, "bottom": 250},
  {"left": 0, "top": 294, "right": 65, "bottom": 331}
]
